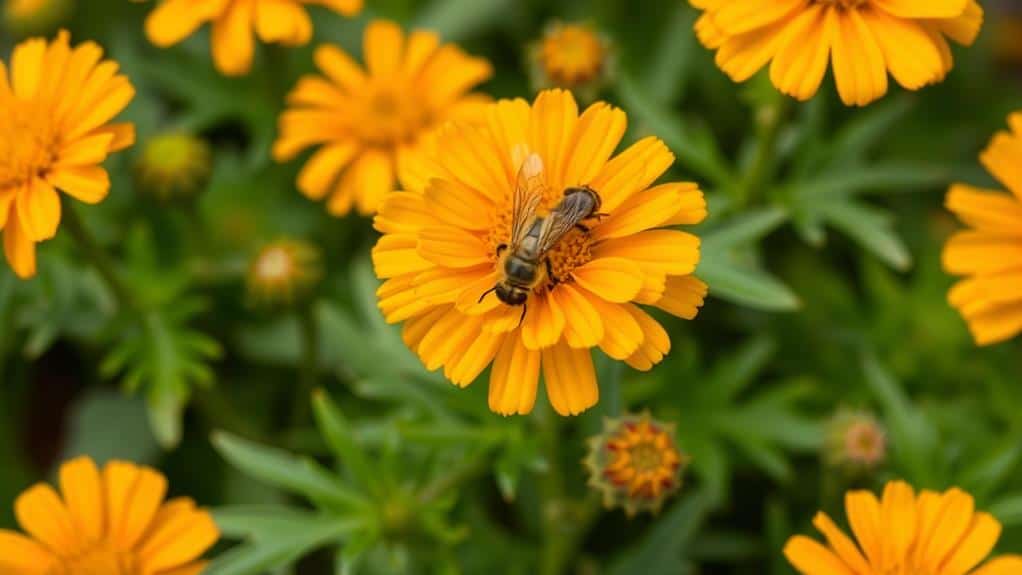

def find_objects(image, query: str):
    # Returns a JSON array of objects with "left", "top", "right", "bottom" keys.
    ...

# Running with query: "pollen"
[{"left": 0, "top": 99, "right": 61, "bottom": 191}]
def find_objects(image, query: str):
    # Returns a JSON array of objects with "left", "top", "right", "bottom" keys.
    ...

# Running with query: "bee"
[{"left": 479, "top": 153, "right": 602, "bottom": 315}]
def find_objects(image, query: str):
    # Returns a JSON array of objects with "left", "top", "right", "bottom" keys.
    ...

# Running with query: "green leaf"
[
  {"left": 696, "top": 258, "right": 800, "bottom": 312},
  {"left": 609, "top": 491, "right": 712, "bottom": 575},
  {"left": 414, "top": 0, "right": 514, "bottom": 41},
  {"left": 60, "top": 390, "right": 160, "bottom": 467},
  {"left": 826, "top": 96, "right": 912, "bottom": 167},
  {"left": 988, "top": 493, "right": 1022, "bottom": 527},
  {"left": 701, "top": 207, "right": 788, "bottom": 252},
  {"left": 640, "top": 6, "right": 697, "bottom": 104},
  {"left": 820, "top": 201, "right": 911, "bottom": 271},
  {"left": 205, "top": 513, "right": 359, "bottom": 575},
  {"left": 214, "top": 505, "right": 350, "bottom": 540},
  {"left": 799, "top": 164, "right": 949, "bottom": 199},
  {"left": 212, "top": 431, "right": 369, "bottom": 510},
  {"left": 312, "top": 389, "right": 377, "bottom": 492},
  {"left": 616, "top": 72, "right": 734, "bottom": 187},
  {"left": 957, "top": 438, "right": 1022, "bottom": 502}
]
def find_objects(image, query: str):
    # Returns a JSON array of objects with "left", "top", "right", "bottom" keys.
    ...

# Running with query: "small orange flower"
[
  {"left": 143, "top": 0, "right": 363, "bottom": 76},
  {"left": 0, "top": 456, "right": 219, "bottom": 575},
  {"left": 823, "top": 409, "right": 886, "bottom": 473},
  {"left": 584, "top": 413, "right": 686, "bottom": 516},
  {"left": 533, "top": 22, "right": 608, "bottom": 90},
  {"left": 0, "top": 30, "right": 135, "bottom": 278},
  {"left": 943, "top": 112, "right": 1022, "bottom": 345},
  {"left": 247, "top": 238, "right": 322, "bottom": 306},
  {"left": 785, "top": 480, "right": 1022, "bottom": 575},
  {"left": 273, "top": 20, "right": 493, "bottom": 217}
]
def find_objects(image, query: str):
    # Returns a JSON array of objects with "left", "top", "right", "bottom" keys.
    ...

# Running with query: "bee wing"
[
  {"left": 536, "top": 195, "right": 592, "bottom": 256},
  {"left": 509, "top": 153, "right": 547, "bottom": 249}
]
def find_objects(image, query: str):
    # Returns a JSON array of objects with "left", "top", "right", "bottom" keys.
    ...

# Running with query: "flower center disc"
[
  {"left": 65, "top": 547, "right": 138, "bottom": 575},
  {"left": 356, "top": 83, "right": 427, "bottom": 146},
  {"left": 0, "top": 97, "right": 60, "bottom": 191}
]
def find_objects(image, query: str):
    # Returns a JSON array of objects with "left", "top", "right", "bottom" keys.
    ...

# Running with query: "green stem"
[
  {"left": 417, "top": 456, "right": 490, "bottom": 505},
  {"left": 539, "top": 408, "right": 569, "bottom": 575},
  {"left": 291, "top": 303, "right": 320, "bottom": 425},
  {"left": 62, "top": 202, "right": 136, "bottom": 311},
  {"left": 736, "top": 99, "right": 789, "bottom": 209}
]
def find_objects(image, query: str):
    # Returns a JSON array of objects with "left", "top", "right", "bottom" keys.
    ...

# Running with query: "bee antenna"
[{"left": 478, "top": 286, "right": 497, "bottom": 303}]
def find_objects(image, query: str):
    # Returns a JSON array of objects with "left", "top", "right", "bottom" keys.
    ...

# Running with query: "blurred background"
[{"left": 2, "top": 0, "right": 1022, "bottom": 573}]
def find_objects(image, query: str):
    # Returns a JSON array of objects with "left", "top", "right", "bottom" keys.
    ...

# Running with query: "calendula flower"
[
  {"left": 0, "top": 30, "right": 136, "bottom": 279},
  {"left": 247, "top": 239, "right": 322, "bottom": 306},
  {"left": 823, "top": 409, "right": 886, "bottom": 473},
  {"left": 784, "top": 480, "right": 1022, "bottom": 575},
  {"left": 584, "top": 413, "right": 687, "bottom": 516},
  {"left": 0, "top": 456, "right": 219, "bottom": 575},
  {"left": 691, "top": 0, "right": 984, "bottom": 106},
  {"left": 273, "top": 19, "right": 493, "bottom": 217},
  {"left": 2, "top": 0, "right": 72, "bottom": 36},
  {"left": 135, "top": 132, "right": 212, "bottom": 201},
  {"left": 372, "top": 89, "right": 708, "bottom": 416},
  {"left": 142, "top": 0, "right": 362, "bottom": 76},
  {"left": 530, "top": 22, "right": 610, "bottom": 97},
  {"left": 944, "top": 112, "right": 1022, "bottom": 346}
]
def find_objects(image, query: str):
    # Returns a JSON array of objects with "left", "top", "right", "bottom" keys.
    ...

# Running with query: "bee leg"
[
  {"left": 478, "top": 286, "right": 497, "bottom": 303},
  {"left": 593, "top": 212, "right": 609, "bottom": 221},
  {"left": 545, "top": 259, "right": 560, "bottom": 286},
  {"left": 496, "top": 243, "right": 508, "bottom": 256},
  {"left": 574, "top": 223, "right": 590, "bottom": 233},
  {"left": 517, "top": 304, "right": 528, "bottom": 327}
]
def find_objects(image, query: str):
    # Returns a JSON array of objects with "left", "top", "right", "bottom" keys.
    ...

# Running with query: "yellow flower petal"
[
  {"left": 769, "top": 5, "right": 834, "bottom": 102},
  {"left": 551, "top": 283, "right": 604, "bottom": 348},
  {"left": 15, "top": 483, "right": 81, "bottom": 557},
  {"left": 364, "top": 20, "right": 404, "bottom": 76},
  {"left": 211, "top": 0, "right": 255, "bottom": 76},
  {"left": 521, "top": 291, "right": 566, "bottom": 350},
  {"left": 655, "top": 276, "right": 709, "bottom": 320},
  {"left": 0, "top": 530, "right": 56, "bottom": 575},
  {"left": 254, "top": 0, "right": 312, "bottom": 45},
  {"left": 541, "top": 340, "right": 597, "bottom": 416},
  {"left": 136, "top": 498, "right": 219, "bottom": 573},
  {"left": 971, "top": 556, "right": 1022, "bottom": 575},
  {"left": 783, "top": 535, "right": 856, "bottom": 575},
  {"left": 528, "top": 89, "right": 578, "bottom": 191},
  {"left": 489, "top": 334, "right": 540, "bottom": 415},
  {"left": 940, "top": 512, "right": 1001, "bottom": 575},
  {"left": 3, "top": 215, "right": 37, "bottom": 279},
  {"left": 622, "top": 305, "right": 670, "bottom": 372},
  {"left": 594, "top": 230, "right": 701, "bottom": 277},
  {"left": 58, "top": 457, "right": 104, "bottom": 544},
  {"left": 571, "top": 257, "right": 644, "bottom": 303},
  {"left": 16, "top": 179, "right": 60, "bottom": 242},
  {"left": 418, "top": 226, "right": 491, "bottom": 269},
  {"left": 831, "top": 9, "right": 888, "bottom": 107}
]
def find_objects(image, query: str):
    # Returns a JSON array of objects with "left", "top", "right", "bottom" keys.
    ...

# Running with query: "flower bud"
[
  {"left": 134, "top": 133, "right": 213, "bottom": 202},
  {"left": 3, "top": 0, "right": 72, "bottom": 37},
  {"left": 824, "top": 409, "right": 887, "bottom": 474},
  {"left": 530, "top": 22, "right": 610, "bottom": 102},
  {"left": 584, "top": 413, "right": 688, "bottom": 516},
  {"left": 246, "top": 239, "right": 323, "bottom": 308}
]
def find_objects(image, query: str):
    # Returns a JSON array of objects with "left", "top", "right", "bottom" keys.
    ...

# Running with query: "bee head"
[{"left": 495, "top": 283, "right": 529, "bottom": 306}]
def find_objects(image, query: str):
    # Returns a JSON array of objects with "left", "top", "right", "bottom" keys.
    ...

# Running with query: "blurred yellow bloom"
[
  {"left": 247, "top": 238, "right": 322, "bottom": 306},
  {"left": 273, "top": 20, "right": 493, "bottom": 217},
  {"left": 690, "top": 0, "right": 983, "bottom": 106},
  {"left": 3, "top": 0, "right": 72, "bottom": 35},
  {"left": 0, "top": 30, "right": 135, "bottom": 279},
  {"left": 823, "top": 408, "right": 886, "bottom": 473},
  {"left": 943, "top": 112, "right": 1022, "bottom": 346},
  {"left": 372, "top": 89, "right": 708, "bottom": 416},
  {"left": 142, "top": 0, "right": 363, "bottom": 76},
  {"left": 584, "top": 413, "right": 686, "bottom": 516},
  {"left": 0, "top": 456, "right": 219, "bottom": 575},
  {"left": 785, "top": 480, "right": 1022, "bottom": 575},
  {"left": 533, "top": 21, "right": 608, "bottom": 90}
]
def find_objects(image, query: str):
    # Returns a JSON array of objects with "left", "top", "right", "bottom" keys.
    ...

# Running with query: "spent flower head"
[
  {"left": 823, "top": 409, "right": 886, "bottom": 473},
  {"left": 584, "top": 413, "right": 687, "bottom": 516},
  {"left": 247, "top": 239, "right": 323, "bottom": 307}
]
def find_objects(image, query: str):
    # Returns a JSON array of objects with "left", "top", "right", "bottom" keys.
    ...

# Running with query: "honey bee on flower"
[{"left": 372, "top": 89, "right": 708, "bottom": 417}]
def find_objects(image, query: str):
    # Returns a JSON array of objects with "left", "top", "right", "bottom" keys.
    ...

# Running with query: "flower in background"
[
  {"left": 141, "top": 0, "right": 363, "bottom": 76},
  {"left": 690, "top": 0, "right": 983, "bottom": 106},
  {"left": 530, "top": 21, "right": 610, "bottom": 101},
  {"left": 2, "top": 0, "right": 72, "bottom": 36},
  {"left": 823, "top": 409, "right": 886, "bottom": 474},
  {"left": 785, "top": 480, "right": 1022, "bottom": 575},
  {"left": 584, "top": 413, "right": 687, "bottom": 516},
  {"left": 0, "top": 456, "right": 219, "bottom": 575},
  {"left": 0, "top": 30, "right": 135, "bottom": 279},
  {"left": 372, "top": 89, "right": 708, "bottom": 416},
  {"left": 944, "top": 113, "right": 1022, "bottom": 346},
  {"left": 273, "top": 20, "right": 493, "bottom": 217},
  {"left": 247, "top": 239, "right": 322, "bottom": 306},
  {"left": 135, "top": 132, "right": 212, "bottom": 202}
]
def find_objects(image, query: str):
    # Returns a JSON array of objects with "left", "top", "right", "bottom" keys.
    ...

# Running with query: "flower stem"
[
  {"left": 417, "top": 456, "right": 489, "bottom": 505},
  {"left": 291, "top": 303, "right": 320, "bottom": 425},
  {"left": 62, "top": 202, "right": 136, "bottom": 311},
  {"left": 539, "top": 408, "right": 570, "bottom": 575},
  {"left": 736, "top": 99, "right": 789, "bottom": 209}
]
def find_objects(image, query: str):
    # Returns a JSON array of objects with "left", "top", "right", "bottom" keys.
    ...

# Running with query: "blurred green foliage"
[{"left": 2, "top": 0, "right": 1022, "bottom": 573}]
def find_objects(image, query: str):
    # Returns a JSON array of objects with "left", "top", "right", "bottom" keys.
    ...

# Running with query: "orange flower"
[
  {"left": 0, "top": 456, "right": 219, "bottom": 575},
  {"left": 143, "top": 0, "right": 363, "bottom": 76},
  {"left": 0, "top": 30, "right": 135, "bottom": 278}
]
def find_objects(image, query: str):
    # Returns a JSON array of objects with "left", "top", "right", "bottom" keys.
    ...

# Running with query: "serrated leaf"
[
  {"left": 205, "top": 514, "right": 358, "bottom": 575},
  {"left": 820, "top": 200, "right": 912, "bottom": 271},
  {"left": 312, "top": 389, "right": 377, "bottom": 492},
  {"left": 696, "top": 258, "right": 800, "bottom": 312},
  {"left": 213, "top": 431, "right": 369, "bottom": 510}
]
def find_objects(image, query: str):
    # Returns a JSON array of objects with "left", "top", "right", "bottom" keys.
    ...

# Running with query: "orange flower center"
[
  {"left": 540, "top": 24, "right": 605, "bottom": 86},
  {"left": 487, "top": 185, "right": 595, "bottom": 293},
  {"left": 61, "top": 547, "right": 138, "bottom": 575},
  {"left": 354, "top": 83, "right": 429, "bottom": 146},
  {"left": 0, "top": 97, "right": 60, "bottom": 192},
  {"left": 816, "top": 0, "right": 868, "bottom": 8},
  {"left": 254, "top": 246, "right": 294, "bottom": 283},
  {"left": 604, "top": 422, "right": 681, "bottom": 499}
]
